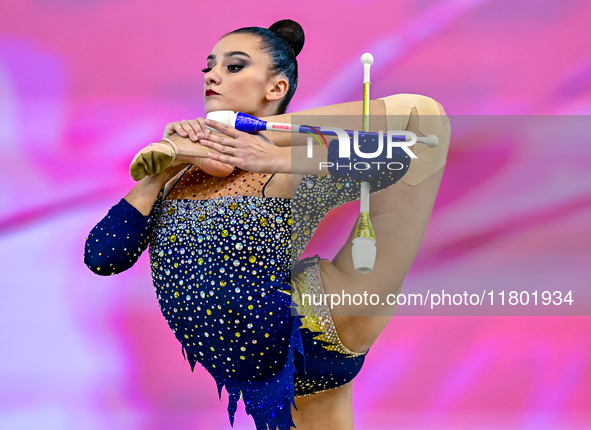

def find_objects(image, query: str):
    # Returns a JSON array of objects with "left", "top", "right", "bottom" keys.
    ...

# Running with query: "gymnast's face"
[{"left": 203, "top": 33, "right": 288, "bottom": 117}]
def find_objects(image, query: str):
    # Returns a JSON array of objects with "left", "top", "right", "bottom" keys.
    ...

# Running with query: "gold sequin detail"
[{"left": 292, "top": 256, "right": 367, "bottom": 358}]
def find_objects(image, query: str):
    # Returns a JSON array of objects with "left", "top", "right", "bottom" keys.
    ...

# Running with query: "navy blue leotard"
[{"left": 85, "top": 138, "right": 410, "bottom": 429}]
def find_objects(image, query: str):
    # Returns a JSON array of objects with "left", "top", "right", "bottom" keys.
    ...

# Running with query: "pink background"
[{"left": 1, "top": 0, "right": 590, "bottom": 429}]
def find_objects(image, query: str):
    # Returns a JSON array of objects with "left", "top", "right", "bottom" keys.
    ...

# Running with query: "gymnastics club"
[
  {"left": 205, "top": 110, "right": 439, "bottom": 147},
  {"left": 350, "top": 53, "right": 376, "bottom": 274}
]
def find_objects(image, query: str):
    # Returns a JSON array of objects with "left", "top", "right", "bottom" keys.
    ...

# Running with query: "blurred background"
[{"left": 1, "top": 0, "right": 590, "bottom": 429}]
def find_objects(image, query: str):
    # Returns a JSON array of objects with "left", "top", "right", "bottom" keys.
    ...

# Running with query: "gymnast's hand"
[
  {"left": 163, "top": 117, "right": 211, "bottom": 141},
  {"left": 198, "top": 119, "right": 289, "bottom": 174}
]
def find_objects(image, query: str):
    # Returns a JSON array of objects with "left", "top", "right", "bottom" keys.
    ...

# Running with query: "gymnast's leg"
[
  {"left": 323, "top": 166, "right": 445, "bottom": 352},
  {"left": 283, "top": 166, "right": 445, "bottom": 429},
  {"left": 282, "top": 96, "right": 449, "bottom": 429},
  {"left": 318, "top": 96, "right": 450, "bottom": 353},
  {"left": 290, "top": 383, "right": 354, "bottom": 430}
]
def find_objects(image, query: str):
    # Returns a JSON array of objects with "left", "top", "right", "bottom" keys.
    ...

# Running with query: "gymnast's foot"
[{"left": 129, "top": 136, "right": 234, "bottom": 181}]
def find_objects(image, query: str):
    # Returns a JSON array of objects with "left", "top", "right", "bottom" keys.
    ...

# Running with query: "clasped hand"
[
  {"left": 163, "top": 117, "right": 210, "bottom": 141},
  {"left": 197, "top": 119, "right": 287, "bottom": 174},
  {"left": 162, "top": 117, "right": 287, "bottom": 174}
]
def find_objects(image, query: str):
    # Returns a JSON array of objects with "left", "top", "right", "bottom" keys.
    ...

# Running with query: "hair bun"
[{"left": 269, "top": 19, "right": 305, "bottom": 57}]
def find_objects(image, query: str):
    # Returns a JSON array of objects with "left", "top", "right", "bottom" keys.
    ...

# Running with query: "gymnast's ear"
[{"left": 266, "top": 77, "right": 289, "bottom": 102}]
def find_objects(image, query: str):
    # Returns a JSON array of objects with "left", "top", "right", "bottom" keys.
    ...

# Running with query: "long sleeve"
[{"left": 84, "top": 194, "right": 163, "bottom": 276}]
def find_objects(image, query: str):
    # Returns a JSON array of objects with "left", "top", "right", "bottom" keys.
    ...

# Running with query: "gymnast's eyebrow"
[{"left": 207, "top": 51, "right": 252, "bottom": 61}]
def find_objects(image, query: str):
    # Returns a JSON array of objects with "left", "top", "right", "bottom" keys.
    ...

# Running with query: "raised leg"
[
  {"left": 318, "top": 102, "right": 450, "bottom": 352},
  {"left": 324, "top": 166, "right": 445, "bottom": 352}
]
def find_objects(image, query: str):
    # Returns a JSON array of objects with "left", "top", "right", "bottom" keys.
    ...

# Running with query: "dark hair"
[{"left": 225, "top": 19, "right": 305, "bottom": 114}]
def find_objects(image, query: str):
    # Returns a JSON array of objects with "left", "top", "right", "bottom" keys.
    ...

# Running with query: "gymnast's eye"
[
  {"left": 227, "top": 64, "right": 245, "bottom": 73},
  {"left": 201, "top": 67, "right": 212, "bottom": 73}
]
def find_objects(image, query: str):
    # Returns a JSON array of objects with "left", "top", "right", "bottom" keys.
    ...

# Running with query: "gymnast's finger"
[
  {"left": 204, "top": 119, "right": 242, "bottom": 138},
  {"left": 188, "top": 118, "right": 209, "bottom": 142},
  {"left": 200, "top": 137, "right": 236, "bottom": 155},
  {"left": 195, "top": 118, "right": 211, "bottom": 137},
  {"left": 168, "top": 121, "right": 189, "bottom": 138},
  {"left": 198, "top": 132, "right": 238, "bottom": 147},
  {"left": 181, "top": 119, "right": 199, "bottom": 141},
  {"left": 207, "top": 151, "right": 238, "bottom": 166},
  {"left": 163, "top": 122, "right": 179, "bottom": 138}
]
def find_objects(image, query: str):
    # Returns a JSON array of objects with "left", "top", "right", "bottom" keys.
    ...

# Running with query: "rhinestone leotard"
[
  {"left": 151, "top": 169, "right": 293, "bottom": 381},
  {"left": 149, "top": 167, "right": 300, "bottom": 429},
  {"left": 85, "top": 139, "right": 412, "bottom": 430}
]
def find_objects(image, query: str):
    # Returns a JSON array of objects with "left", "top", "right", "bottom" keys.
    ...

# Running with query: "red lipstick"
[{"left": 206, "top": 89, "right": 219, "bottom": 96}]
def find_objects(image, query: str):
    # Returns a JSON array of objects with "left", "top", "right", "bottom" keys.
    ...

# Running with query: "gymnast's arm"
[
  {"left": 84, "top": 166, "right": 187, "bottom": 276},
  {"left": 204, "top": 94, "right": 447, "bottom": 179},
  {"left": 163, "top": 94, "right": 444, "bottom": 177}
]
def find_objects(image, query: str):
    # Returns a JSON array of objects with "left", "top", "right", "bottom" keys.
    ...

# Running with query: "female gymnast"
[{"left": 85, "top": 19, "right": 450, "bottom": 430}]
